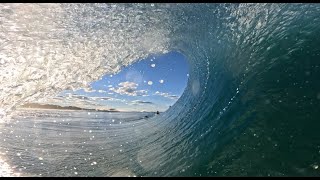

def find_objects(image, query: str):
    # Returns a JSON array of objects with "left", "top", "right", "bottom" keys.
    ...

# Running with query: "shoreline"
[
  {"left": 18, "top": 103, "right": 119, "bottom": 112},
  {"left": 16, "top": 108, "right": 158, "bottom": 114}
]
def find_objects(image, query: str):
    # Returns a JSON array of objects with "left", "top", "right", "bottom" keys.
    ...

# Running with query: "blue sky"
[{"left": 50, "top": 51, "right": 189, "bottom": 112}]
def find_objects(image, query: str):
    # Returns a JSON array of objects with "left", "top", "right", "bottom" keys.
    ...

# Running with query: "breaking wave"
[{"left": 1, "top": 3, "right": 320, "bottom": 176}]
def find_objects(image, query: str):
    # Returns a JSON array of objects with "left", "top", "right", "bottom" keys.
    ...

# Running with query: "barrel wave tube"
[{"left": 0, "top": 3, "right": 320, "bottom": 177}]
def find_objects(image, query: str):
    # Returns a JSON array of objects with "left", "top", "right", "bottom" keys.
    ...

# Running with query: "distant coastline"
[{"left": 18, "top": 103, "right": 120, "bottom": 112}]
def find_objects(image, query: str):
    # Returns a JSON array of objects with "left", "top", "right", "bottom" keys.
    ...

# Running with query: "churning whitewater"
[{"left": 1, "top": 3, "right": 320, "bottom": 176}]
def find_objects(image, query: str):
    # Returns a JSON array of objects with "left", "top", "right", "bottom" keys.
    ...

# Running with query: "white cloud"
[
  {"left": 98, "top": 89, "right": 107, "bottom": 93},
  {"left": 154, "top": 91, "right": 179, "bottom": 100},
  {"left": 109, "top": 81, "right": 148, "bottom": 96},
  {"left": 108, "top": 97, "right": 126, "bottom": 103},
  {"left": 83, "top": 87, "right": 96, "bottom": 93},
  {"left": 69, "top": 94, "right": 90, "bottom": 100},
  {"left": 89, "top": 97, "right": 112, "bottom": 101},
  {"left": 133, "top": 100, "right": 153, "bottom": 104},
  {"left": 128, "top": 100, "right": 154, "bottom": 106}
]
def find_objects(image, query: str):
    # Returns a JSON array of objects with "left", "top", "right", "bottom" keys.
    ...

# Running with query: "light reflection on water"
[
  {"left": 0, "top": 109, "right": 159, "bottom": 177},
  {"left": 0, "top": 155, "right": 20, "bottom": 177}
]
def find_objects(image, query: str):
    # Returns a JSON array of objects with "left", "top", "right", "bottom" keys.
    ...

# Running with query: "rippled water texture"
[{"left": 1, "top": 3, "right": 320, "bottom": 176}]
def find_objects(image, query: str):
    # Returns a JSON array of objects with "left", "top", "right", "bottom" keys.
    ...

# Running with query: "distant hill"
[{"left": 19, "top": 103, "right": 119, "bottom": 112}]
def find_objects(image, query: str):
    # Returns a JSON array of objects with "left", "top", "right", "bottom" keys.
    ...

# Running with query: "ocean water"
[
  {"left": 1, "top": 3, "right": 320, "bottom": 176},
  {"left": 0, "top": 110, "right": 157, "bottom": 177}
]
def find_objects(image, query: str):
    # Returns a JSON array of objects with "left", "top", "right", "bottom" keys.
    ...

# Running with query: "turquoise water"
[{"left": 1, "top": 3, "right": 320, "bottom": 176}]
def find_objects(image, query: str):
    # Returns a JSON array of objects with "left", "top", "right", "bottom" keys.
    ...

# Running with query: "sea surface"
[{"left": 0, "top": 110, "right": 157, "bottom": 177}]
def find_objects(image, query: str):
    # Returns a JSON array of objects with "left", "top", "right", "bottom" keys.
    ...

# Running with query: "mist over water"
[{"left": 1, "top": 3, "right": 320, "bottom": 176}]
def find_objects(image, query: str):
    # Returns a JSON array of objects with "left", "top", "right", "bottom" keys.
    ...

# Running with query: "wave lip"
[{"left": 0, "top": 3, "right": 170, "bottom": 114}]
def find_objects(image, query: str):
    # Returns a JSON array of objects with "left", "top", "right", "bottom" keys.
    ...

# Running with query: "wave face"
[{"left": 1, "top": 3, "right": 320, "bottom": 176}]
